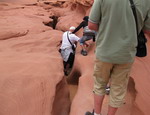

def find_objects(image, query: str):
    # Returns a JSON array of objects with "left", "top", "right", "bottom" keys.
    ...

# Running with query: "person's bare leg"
[
  {"left": 94, "top": 93, "right": 105, "bottom": 114},
  {"left": 80, "top": 44, "right": 85, "bottom": 51},
  {"left": 107, "top": 105, "right": 118, "bottom": 115},
  {"left": 80, "top": 44, "right": 86, "bottom": 51},
  {"left": 84, "top": 42, "right": 89, "bottom": 47}
]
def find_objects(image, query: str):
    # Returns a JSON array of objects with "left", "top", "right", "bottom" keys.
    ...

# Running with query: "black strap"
[
  {"left": 67, "top": 31, "right": 73, "bottom": 46},
  {"left": 129, "top": 0, "right": 139, "bottom": 36}
]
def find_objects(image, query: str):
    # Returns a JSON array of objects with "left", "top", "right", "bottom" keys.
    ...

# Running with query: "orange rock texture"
[{"left": 0, "top": 0, "right": 149, "bottom": 115}]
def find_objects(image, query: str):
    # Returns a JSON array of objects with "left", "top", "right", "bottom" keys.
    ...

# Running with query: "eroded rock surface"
[
  {"left": 0, "top": 1, "right": 70, "bottom": 115},
  {"left": 0, "top": 0, "right": 150, "bottom": 115}
]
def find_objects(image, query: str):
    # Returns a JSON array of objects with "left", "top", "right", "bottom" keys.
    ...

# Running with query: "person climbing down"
[
  {"left": 60, "top": 26, "right": 80, "bottom": 76},
  {"left": 72, "top": 16, "right": 96, "bottom": 56}
]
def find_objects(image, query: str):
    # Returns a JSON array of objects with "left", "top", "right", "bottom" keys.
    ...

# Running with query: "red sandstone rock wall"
[
  {"left": 0, "top": 1, "right": 70, "bottom": 115},
  {"left": 0, "top": 0, "right": 150, "bottom": 115}
]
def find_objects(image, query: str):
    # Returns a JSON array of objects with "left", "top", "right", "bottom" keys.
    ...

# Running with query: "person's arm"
[
  {"left": 72, "top": 21, "right": 84, "bottom": 34},
  {"left": 88, "top": 21, "right": 99, "bottom": 31},
  {"left": 88, "top": 0, "right": 102, "bottom": 32},
  {"left": 143, "top": 8, "right": 150, "bottom": 38},
  {"left": 143, "top": 30, "right": 150, "bottom": 38},
  {"left": 70, "top": 34, "right": 80, "bottom": 43}
]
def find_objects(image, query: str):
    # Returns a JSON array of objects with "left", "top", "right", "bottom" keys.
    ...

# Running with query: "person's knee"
[
  {"left": 109, "top": 86, "right": 127, "bottom": 108},
  {"left": 93, "top": 77, "right": 107, "bottom": 95}
]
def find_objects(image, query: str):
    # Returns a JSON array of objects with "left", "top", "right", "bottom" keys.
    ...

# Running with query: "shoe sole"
[{"left": 85, "top": 111, "right": 93, "bottom": 115}]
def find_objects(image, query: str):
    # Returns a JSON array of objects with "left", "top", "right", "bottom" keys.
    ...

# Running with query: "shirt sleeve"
[
  {"left": 143, "top": 9, "right": 150, "bottom": 31},
  {"left": 89, "top": 0, "right": 102, "bottom": 24},
  {"left": 71, "top": 34, "right": 80, "bottom": 41},
  {"left": 72, "top": 21, "right": 84, "bottom": 33}
]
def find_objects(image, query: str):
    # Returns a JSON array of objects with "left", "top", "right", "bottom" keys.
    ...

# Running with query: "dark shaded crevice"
[
  {"left": 52, "top": 77, "right": 71, "bottom": 115},
  {"left": 66, "top": 68, "right": 81, "bottom": 102},
  {"left": 43, "top": 16, "right": 58, "bottom": 29},
  {"left": 43, "top": 1, "right": 66, "bottom": 7},
  {"left": 50, "top": 16, "right": 58, "bottom": 29},
  {"left": 67, "top": 68, "right": 81, "bottom": 85},
  {"left": 24, "top": 3, "right": 37, "bottom": 6}
]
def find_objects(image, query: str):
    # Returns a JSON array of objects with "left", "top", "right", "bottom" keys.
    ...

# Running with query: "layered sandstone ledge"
[{"left": 0, "top": 0, "right": 150, "bottom": 115}]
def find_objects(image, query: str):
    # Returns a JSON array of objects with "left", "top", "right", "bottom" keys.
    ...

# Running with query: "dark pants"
[{"left": 63, "top": 52, "right": 75, "bottom": 69}]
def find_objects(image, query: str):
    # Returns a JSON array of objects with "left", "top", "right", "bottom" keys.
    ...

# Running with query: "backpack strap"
[
  {"left": 67, "top": 31, "right": 76, "bottom": 52},
  {"left": 67, "top": 31, "right": 73, "bottom": 46},
  {"left": 129, "top": 0, "right": 138, "bottom": 36}
]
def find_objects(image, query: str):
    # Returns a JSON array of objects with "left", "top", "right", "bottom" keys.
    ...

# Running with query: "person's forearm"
[
  {"left": 144, "top": 30, "right": 150, "bottom": 38},
  {"left": 72, "top": 22, "right": 83, "bottom": 34},
  {"left": 88, "top": 21, "right": 99, "bottom": 31}
]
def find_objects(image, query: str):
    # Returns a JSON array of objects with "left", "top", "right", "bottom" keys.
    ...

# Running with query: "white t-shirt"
[{"left": 60, "top": 31, "right": 80, "bottom": 49}]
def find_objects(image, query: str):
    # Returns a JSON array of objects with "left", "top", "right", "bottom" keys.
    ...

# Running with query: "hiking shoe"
[
  {"left": 85, "top": 112, "right": 102, "bottom": 115},
  {"left": 81, "top": 50, "right": 88, "bottom": 56},
  {"left": 85, "top": 111, "right": 94, "bottom": 115}
]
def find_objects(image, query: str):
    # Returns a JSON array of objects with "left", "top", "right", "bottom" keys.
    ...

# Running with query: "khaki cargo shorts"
[{"left": 93, "top": 58, "right": 133, "bottom": 108}]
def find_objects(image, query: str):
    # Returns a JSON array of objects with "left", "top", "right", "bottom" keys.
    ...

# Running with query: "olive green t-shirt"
[{"left": 89, "top": 0, "right": 150, "bottom": 64}]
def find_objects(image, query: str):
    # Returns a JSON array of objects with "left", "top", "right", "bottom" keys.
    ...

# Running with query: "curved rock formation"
[{"left": 0, "top": 0, "right": 150, "bottom": 115}]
